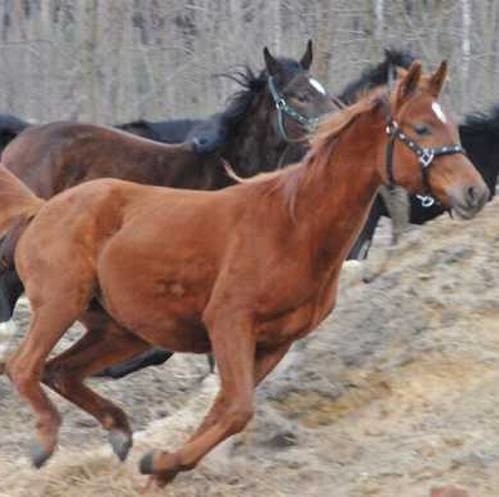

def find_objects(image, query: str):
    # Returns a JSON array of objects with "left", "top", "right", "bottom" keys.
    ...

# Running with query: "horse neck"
[
  {"left": 287, "top": 110, "right": 384, "bottom": 265},
  {"left": 221, "top": 92, "right": 293, "bottom": 175}
]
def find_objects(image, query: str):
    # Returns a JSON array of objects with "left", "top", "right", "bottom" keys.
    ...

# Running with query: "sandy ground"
[{"left": 1, "top": 200, "right": 499, "bottom": 497}]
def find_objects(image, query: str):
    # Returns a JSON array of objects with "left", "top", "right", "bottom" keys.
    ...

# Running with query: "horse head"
[
  {"left": 381, "top": 61, "right": 488, "bottom": 219},
  {"left": 263, "top": 40, "right": 335, "bottom": 143}
]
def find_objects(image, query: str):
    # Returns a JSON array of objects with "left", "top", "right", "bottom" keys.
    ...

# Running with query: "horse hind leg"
[
  {"left": 5, "top": 287, "right": 91, "bottom": 467},
  {"left": 43, "top": 309, "right": 150, "bottom": 461},
  {"left": 94, "top": 346, "right": 174, "bottom": 379}
]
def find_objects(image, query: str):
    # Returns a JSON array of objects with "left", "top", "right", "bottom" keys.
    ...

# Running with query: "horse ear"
[
  {"left": 395, "top": 66, "right": 408, "bottom": 79},
  {"left": 263, "top": 46, "right": 280, "bottom": 76},
  {"left": 429, "top": 60, "right": 448, "bottom": 97},
  {"left": 396, "top": 61, "right": 422, "bottom": 103},
  {"left": 300, "top": 39, "right": 313, "bottom": 70}
]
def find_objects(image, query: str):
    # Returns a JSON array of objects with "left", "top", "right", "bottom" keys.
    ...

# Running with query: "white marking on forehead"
[
  {"left": 309, "top": 77, "right": 327, "bottom": 95},
  {"left": 432, "top": 102, "right": 448, "bottom": 124}
]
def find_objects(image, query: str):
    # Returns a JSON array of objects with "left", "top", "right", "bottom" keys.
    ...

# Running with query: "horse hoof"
[
  {"left": 108, "top": 429, "right": 132, "bottom": 461},
  {"left": 31, "top": 442, "right": 52, "bottom": 468},
  {"left": 139, "top": 451, "right": 156, "bottom": 474}
]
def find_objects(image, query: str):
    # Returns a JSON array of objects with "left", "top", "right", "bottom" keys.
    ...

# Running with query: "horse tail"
[{"left": 0, "top": 164, "right": 44, "bottom": 238}]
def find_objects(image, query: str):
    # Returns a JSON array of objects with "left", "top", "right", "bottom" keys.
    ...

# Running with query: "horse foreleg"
[
  {"left": 183, "top": 341, "right": 292, "bottom": 444},
  {"left": 43, "top": 318, "right": 150, "bottom": 461},
  {"left": 140, "top": 313, "right": 256, "bottom": 487}
]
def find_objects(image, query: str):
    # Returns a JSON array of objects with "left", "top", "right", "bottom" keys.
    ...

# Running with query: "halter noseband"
[
  {"left": 268, "top": 75, "right": 321, "bottom": 143},
  {"left": 384, "top": 112, "right": 466, "bottom": 208}
]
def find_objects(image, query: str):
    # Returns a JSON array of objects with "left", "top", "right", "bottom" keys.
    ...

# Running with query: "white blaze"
[
  {"left": 432, "top": 102, "right": 448, "bottom": 124},
  {"left": 309, "top": 78, "right": 327, "bottom": 95}
]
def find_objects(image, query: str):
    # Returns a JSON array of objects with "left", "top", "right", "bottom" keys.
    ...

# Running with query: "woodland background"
[{"left": 0, "top": 0, "right": 495, "bottom": 124}]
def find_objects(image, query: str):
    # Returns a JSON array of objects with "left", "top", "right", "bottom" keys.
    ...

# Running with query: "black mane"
[
  {"left": 339, "top": 48, "right": 416, "bottom": 104},
  {"left": 185, "top": 57, "right": 305, "bottom": 153},
  {"left": 216, "top": 56, "right": 302, "bottom": 129}
]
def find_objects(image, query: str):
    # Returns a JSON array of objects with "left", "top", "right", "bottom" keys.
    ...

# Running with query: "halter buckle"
[
  {"left": 416, "top": 194, "right": 435, "bottom": 208},
  {"left": 385, "top": 121, "right": 397, "bottom": 136},
  {"left": 275, "top": 98, "right": 286, "bottom": 111},
  {"left": 419, "top": 150, "right": 435, "bottom": 168}
]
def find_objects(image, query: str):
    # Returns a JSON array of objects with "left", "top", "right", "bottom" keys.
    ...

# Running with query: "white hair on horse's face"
[
  {"left": 432, "top": 102, "right": 448, "bottom": 124},
  {"left": 309, "top": 77, "right": 327, "bottom": 95}
]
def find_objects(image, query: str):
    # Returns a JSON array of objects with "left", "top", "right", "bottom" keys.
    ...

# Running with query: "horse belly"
[
  {"left": 101, "top": 279, "right": 211, "bottom": 353},
  {"left": 97, "top": 236, "right": 215, "bottom": 353},
  {"left": 133, "top": 319, "right": 211, "bottom": 353}
]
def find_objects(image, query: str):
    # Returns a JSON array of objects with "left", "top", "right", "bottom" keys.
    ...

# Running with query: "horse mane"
[
  {"left": 226, "top": 88, "right": 385, "bottom": 220},
  {"left": 216, "top": 57, "right": 303, "bottom": 131},
  {"left": 339, "top": 48, "right": 416, "bottom": 104},
  {"left": 280, "top": 89, "right": 385, "bottom": 217},
  {"left": 308, "top": 95, "right": 378, "bottom": 156},
  {"left": 461, "top": 106, "right": 499, "bottom": 139}
]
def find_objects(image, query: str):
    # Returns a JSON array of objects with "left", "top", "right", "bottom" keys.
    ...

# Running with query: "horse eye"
[
  {"left": 295, "top": 93, "right": 310, "bottom": 103},
  {"left": 414, "top": 124, "right": 431, "bottom": 136}
]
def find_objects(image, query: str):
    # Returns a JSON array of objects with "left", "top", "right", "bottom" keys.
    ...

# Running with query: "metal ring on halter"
[
  {"left": 416, "top": 195, "right": 435, "bottom": 208},
  {"left": 276, "top": 98, "right": 286, "bottom": 111}
]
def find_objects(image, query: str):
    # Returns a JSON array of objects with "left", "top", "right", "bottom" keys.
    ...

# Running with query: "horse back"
[{"left": 1, "top": 121, "right": 201, "bottom": 199}]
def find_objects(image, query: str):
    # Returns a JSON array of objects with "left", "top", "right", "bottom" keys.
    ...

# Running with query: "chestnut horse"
[
  {"left": 0, "top": 41, "right": 333, "bottom": 339},
  {"left": 79, "top": 49, "right": 420, "bottom": 380},
  {"left": 0, "top": 61, "right": 488, "bottom": 487}
]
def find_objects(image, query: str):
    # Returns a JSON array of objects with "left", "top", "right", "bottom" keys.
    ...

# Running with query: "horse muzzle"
[{"left": 448, "top": 182, "right": 489, "bottom": 219}]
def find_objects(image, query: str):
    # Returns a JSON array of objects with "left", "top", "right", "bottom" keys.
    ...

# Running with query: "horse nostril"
[{"left": 467, "top": 186, "right": 478, "bottom": 207}]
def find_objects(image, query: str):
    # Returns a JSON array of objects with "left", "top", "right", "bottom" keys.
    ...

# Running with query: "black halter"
[
  {"left": 384, "top": 114, "right": 466, "bottom": 207},
  {"left": 267, "top": 76, "right": 322, "bottom": 143}
]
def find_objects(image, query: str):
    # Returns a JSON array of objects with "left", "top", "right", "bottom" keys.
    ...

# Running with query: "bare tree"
[{"left": 0, "top": 0, "right": 496, "bottom": 123}]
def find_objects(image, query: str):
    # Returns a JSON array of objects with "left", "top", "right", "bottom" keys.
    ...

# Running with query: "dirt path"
[{"left": 1, "top": 200, "right": 499, "bottom": 497}]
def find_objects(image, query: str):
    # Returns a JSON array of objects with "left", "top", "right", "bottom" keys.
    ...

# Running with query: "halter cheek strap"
[
  {"left": 267, "top": 76, "right": 321, "bottom": 143},
  {"left": 384, "top": 118, "right": 466, "bottom": 208}
]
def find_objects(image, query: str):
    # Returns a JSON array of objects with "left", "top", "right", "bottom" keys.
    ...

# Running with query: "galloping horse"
[
  {"left": 0, "top": 41, "right": 333, "bottom": 342},
  {"left": 0, "top": 62, "right": 488, "bottom": 487},
  {"left": 95, "top": 49, "right": 423, "bottom": 379}
]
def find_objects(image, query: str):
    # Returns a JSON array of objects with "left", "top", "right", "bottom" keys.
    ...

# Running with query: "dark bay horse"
[
  {"left": 0, "top": 62, "right": 488, "bottom": 487},
  {"left": 0, "top": 41, "right": 333, "bottom": 338}
]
